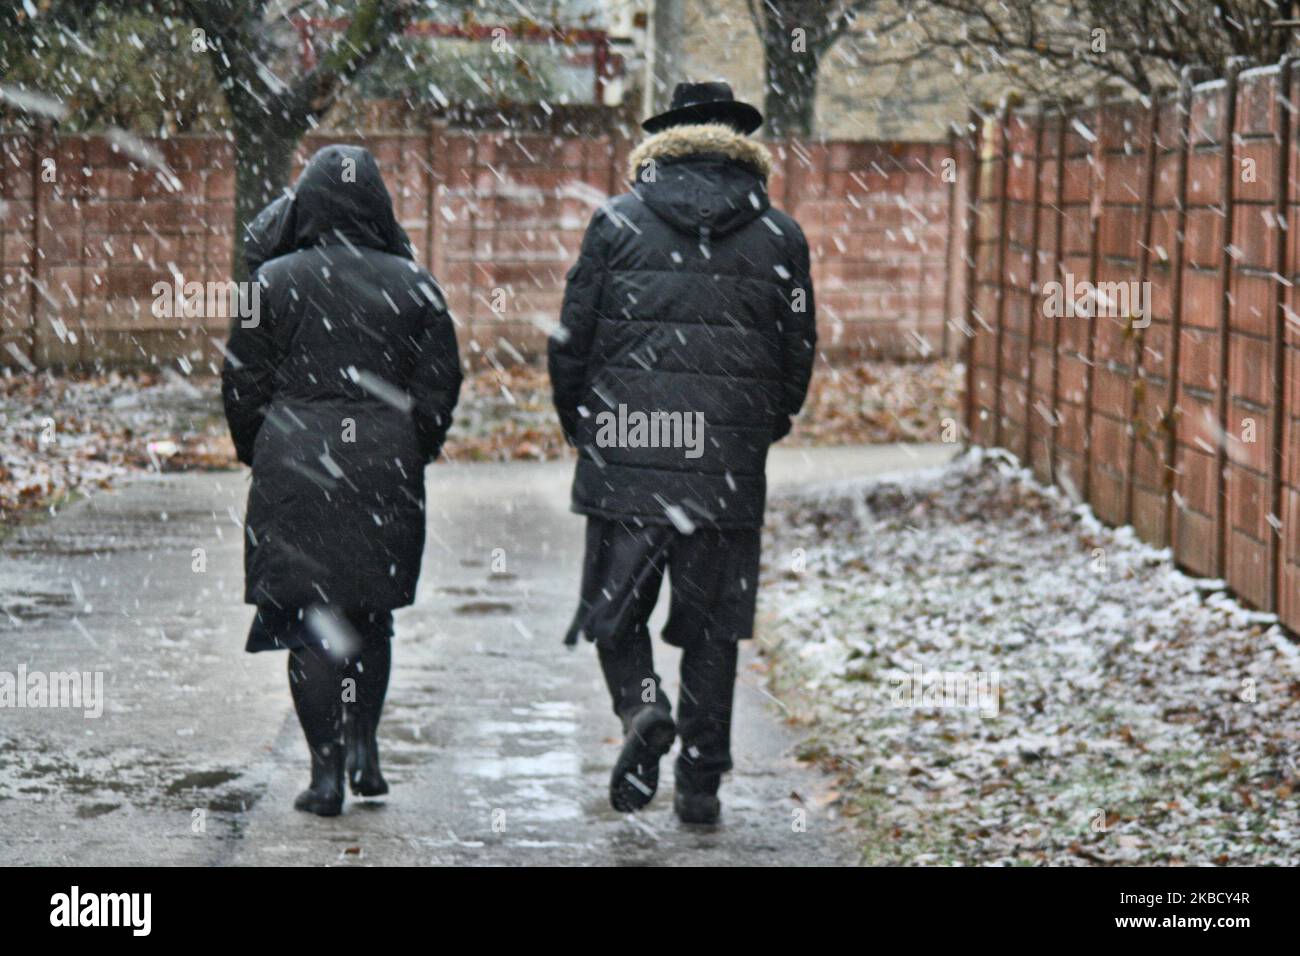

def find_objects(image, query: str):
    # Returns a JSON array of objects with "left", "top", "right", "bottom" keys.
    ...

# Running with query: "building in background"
[
  {"left": 337, "top": 0, "right": 992, "bottom": 140},
  {"left": 672, "top": 0, "right": 992, "bottom": 140}
]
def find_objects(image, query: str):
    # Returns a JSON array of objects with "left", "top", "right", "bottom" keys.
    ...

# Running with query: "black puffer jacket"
[
  {"left": 222, "top": 145, "right": 462, "bottom": 611},
  {"left": 548, "top": 123, "right": 816, "bottom": 531}
]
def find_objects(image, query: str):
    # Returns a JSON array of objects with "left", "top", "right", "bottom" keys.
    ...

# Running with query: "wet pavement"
[{"left": 0, "top": 444, "right": 953, "bottom": 866}]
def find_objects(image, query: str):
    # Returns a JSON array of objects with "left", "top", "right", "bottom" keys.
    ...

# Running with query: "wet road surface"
[{"left": 0, "top": 444, "right": 953, "bottom": 865}]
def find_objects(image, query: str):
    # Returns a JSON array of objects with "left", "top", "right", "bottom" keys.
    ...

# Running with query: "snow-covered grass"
[
  {"left": 0, "top": 370, "right": 230, "bottom": 523},
  {"left": 759, "top": 448, "right": 1300, "bottom": 866}
]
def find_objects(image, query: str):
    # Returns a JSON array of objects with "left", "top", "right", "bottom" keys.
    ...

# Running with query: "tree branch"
[{"left": 291, "top": 0, "right": 414, "bottom": 122}]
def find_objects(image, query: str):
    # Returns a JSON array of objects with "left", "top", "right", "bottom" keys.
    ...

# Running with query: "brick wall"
[
  {"left": 0, "top": 128, "right": 960, "bottom": 370},
  {"left": 963, "top": 63, "right": 1300, "bottom": 634}
]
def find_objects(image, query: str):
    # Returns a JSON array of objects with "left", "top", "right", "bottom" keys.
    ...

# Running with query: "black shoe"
[
  {"left": 609, "top": 706, "right": 676, "bottom": 813},
  {"left": 674, "top": 789, "right": 721, "bottom": 825},
  {"left": 345, "top": 710, "right": 389, "bottom": 797},
  {"left": 294, "top": 743, "right": 345, "bottom": 817}
]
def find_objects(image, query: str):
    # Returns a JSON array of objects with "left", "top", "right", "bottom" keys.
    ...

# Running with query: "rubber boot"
[
  {"left": 294, "top": 742, "right": 345, "bottom": 817},
  {"left": 345, "top": 707, "right": 388, "bottom": 797}
]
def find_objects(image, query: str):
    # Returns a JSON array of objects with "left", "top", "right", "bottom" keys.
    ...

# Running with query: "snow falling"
[{"left": 0, "top": 1, "right": 1297, "bottom": 882}]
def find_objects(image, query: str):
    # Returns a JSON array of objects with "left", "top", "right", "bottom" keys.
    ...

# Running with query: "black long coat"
[
  {"left": 222, "top": 145, "right": 462, "bottom": 611},
  {"left": 548, "top": 124, "right": 816, "bottom": 531}
]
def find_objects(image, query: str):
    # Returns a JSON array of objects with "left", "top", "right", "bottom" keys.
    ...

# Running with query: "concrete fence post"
[
  {"left": 963, "top": 108, "right": 984, "bottom": 442},
  {"left": 1048, "top": 106, "right": 1068, "bottom": 484},
  {"left": 1268, "top": 56, "right": 1294, "bottom": 612},
  {"left": 1162, "top": 69, "right": 1198, "bottom": 551},
  {"left": 1214, "top": 63, "right": 1243, "bottom": 579},
  {"left": 991, "top": 103, "right": 1012, "bottom": 449},
  {"left": 1023, "top": 109, "right": 1048, "bottom": 465},
  {"left": 941, "top": 130, "right": 958, "bottom": 359},
  {"left": 1081, "top": 102, "right": 1105, "bottom": 504},
  {"left": 27, "top": 124, "right": 45, "bottom": 366},
  {"left": 1123, "top": 98, "right": 1163, "bottom": 526}
]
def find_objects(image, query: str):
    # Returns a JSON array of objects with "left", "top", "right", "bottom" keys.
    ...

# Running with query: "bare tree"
[
  {"left": 5, "top": 0, "right": 413, "bottom": 281},
  {"left": 185, "top": 0, "right": 414, "bottom": 280},
  {"left": 744, "top": 0, "right": 913, "bottom": 136},
  {"left": 917, "top": 0, "right": 1299, "bottom": 98}
]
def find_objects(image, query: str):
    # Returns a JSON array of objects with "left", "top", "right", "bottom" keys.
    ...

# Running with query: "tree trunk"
[
  {"left": 230, "top": 114, "right": 301, "bottom": 285},
  {"left": 762, "top": 31, "right": 820, "bottom": 137},
  {"left": 203, "top": 0, "right": 409, "bottom": 284},
  {"left": 648, "top": 0, "right": 685, "bottom": 113}
]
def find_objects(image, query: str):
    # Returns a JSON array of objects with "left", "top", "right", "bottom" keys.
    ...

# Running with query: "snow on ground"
[
  {"left": 0, "top": 369, "right": 230, "bottom": 519},
  {"left": 759, "top": 447, "right": 1300, "bottom": 866}
]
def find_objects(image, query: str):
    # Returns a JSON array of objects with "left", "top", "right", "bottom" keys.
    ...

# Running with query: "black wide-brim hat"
[{"left": 641, "top": 81, "right": 763, "bottom": 134}]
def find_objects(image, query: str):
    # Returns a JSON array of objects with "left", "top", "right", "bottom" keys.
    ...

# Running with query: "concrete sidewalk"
[{"left": 0, "top": 443, "right": 955, "bottom": 866}]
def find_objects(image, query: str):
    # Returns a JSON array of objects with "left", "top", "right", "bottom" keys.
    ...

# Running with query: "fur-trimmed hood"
[
  {"left": 627, "top": 123, "right": 772, "bottom": 238},
  {"left": 628, "top": 123, "right": 773, "bottom": 181}
]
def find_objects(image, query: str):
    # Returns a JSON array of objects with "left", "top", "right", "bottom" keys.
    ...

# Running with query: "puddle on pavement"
[
  {"left": 449, "top": 701, "right": 583, "bottom": 823},
  {"left": 454, "top": 601, "right": 514, "bottom": 615},
  {"left": 205, "top": 785, "right": 265, "bottom": 813},
  {"left": 3, "top": 530, "right": 140, "bottom": 558},
  {"left": 0, "top": 590, "right": 74, "bottom": 623},
  {"left": 458, "top": 750, "right": 580, "bottom": 780},
  {"left": 1, "top": 736, "right": 257, "bottom": 824},
  {"left": 474, "top": 719, "right": 578, "bottom": 736},
  {"left": 166, "top": 768, "right": 241, "bottom": 795}
]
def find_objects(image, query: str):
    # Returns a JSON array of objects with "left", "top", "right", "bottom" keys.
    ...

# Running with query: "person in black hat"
[{"left": 548, "top": 81, "right": 817, "bottom": 825}]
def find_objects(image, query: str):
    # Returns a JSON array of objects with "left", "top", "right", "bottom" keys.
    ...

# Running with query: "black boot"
[
  {"left": 672, "top": 636, "right": 735, "bottom": 826},
  {"left": 344, "top": 635, "right": 391, "bottom": 797},
  {"left": 609, "top": 705, "right": 676, "bottom": 813},
  {"left": 674, "top": 787, "right": 721, "bottom": 825},
  {"left": 294, "top": 742, "right": 345, "bottom": 817},
  {"left": 345, "top": 708, "right": 388, "bottom": 797},
  {"left": 288, "top": 648, "right": 346, "bottom": 817}
]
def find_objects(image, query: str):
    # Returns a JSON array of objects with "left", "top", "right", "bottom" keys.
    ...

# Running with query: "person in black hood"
[
  {"left": 223, "top": 144, "right": 462, "bottom": 817},
  {"left": 548, "top": 83, "right": 816, "bottom": 824}
]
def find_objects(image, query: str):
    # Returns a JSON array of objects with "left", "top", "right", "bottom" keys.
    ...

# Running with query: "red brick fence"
[
  {"left": 0, "top": 127, "right": 961, "bottom": 368},
  {"left": 962, "top": 63, "right": 1300, "bottom": 634}
]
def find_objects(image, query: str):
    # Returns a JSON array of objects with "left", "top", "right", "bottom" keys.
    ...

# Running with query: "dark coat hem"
[{"left": 568, "top": 500, "right": 762, "bottom": 532}]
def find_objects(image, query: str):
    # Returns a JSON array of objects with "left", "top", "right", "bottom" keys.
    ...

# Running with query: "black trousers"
[{"left": 566, "top": 517, "right": 761, "bottom": 794}]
